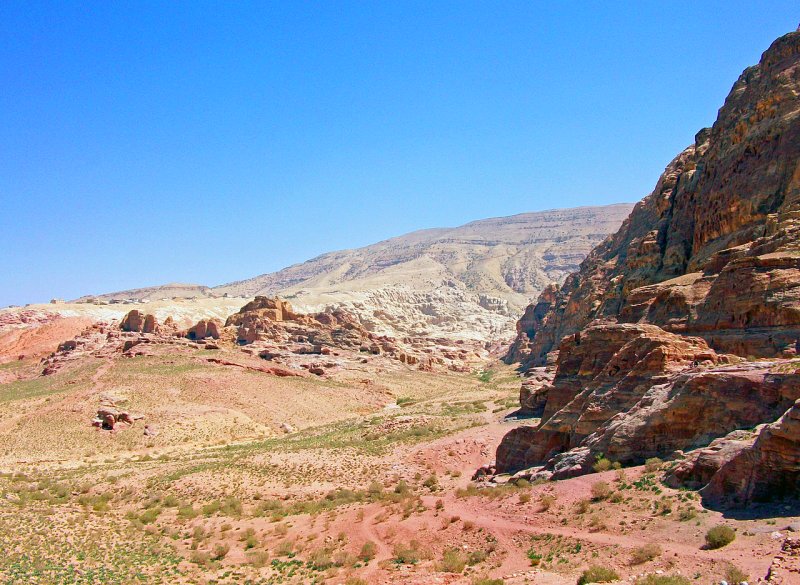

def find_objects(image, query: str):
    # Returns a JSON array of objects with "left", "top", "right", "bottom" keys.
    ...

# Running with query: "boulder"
[
  {"left": 120, "top": 310, "right": 145, "bottom": 332},
  {"left": 142, "top": 314, "right": 158, "bottom": 333}
]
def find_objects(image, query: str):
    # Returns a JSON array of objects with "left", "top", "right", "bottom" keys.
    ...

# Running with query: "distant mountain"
[{"left": 84, "top": 203, "right": 633, "bottom": 341}]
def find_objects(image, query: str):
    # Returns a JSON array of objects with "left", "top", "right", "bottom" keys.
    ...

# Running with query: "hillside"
[{"left": 81, "top": 204, "right": 632, "bottom": 341}]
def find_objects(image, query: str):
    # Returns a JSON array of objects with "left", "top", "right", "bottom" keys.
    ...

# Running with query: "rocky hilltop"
[
  {"left": 79, "top": 205, "right": 630, "bottom": 343},
  {"left": 497, "top": 30, "right": 800, "bottom": 507}
]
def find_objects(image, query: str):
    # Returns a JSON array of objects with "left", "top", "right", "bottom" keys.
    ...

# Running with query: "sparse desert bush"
[
  {"left": 439, "top": 549, "right": 468, "bottom": 573},
  {"left": 588, "top": 514, "right": 607, "bottom": 531},
  {"left": 162, "top": 494, "right": 179, "bottom": 507},
  {"left": 212, "top": 542, "right": 230, "bottom": 560},
  {"left": 308, "top": 548, "right": 334, "bottom": 569},
  {"left": 593, "top": 455, "right": 613, "bottom": 473},
  {"left": 539, "top": 494, "right": 556, "bottom": 511},
  {"left": 359, "top": 540, "right": 377, "bottom": 562},
  {"left": 393, "top": 540, "right": 421, "bottom": 564},
  {"left": 472, "top": 580, "right": 504, "bottom": 585},
  {"left": 139, "top": 507, "right": 161, "bottom": 524},
  {"left": 423, "top": 474, "right": 439, "bottom": 490},
  {"left": 468, "top": 549, "right": 488, "bottom": 565},
  {"left": 241, "top": 528, "right": 258, "bottom": 549},
  {"left": 333, "top": 550, "right": 357, "bottom": 567},
  {"left": 575, "top": 498, "right": 591, "bottom": 514},
  {"left": 677, "top": 507, "right": 697, "bottom": 521},
  {"left": 346, "top": 579, "right": 369, "bottom": 585},
  {"left": 635, "top": 575, "right": 691, "bottom": 585},
  {"left": 630, "top": 543, "right": 662, "bottom": 565},
  {"left": 177, "top": 504, "right": 198, "bottom": 519},
  {"left": 274, "top": 539, "right": 294, "bottom": 556},
  {"left": 518, "top": 492, "right": 531, "bottom": 504},
  {"left": 724, "top": 564, "right": 749, "bottom": 584},
  {"left": 591, "top": 481, "right": 611, "bottom": 501},
  {"left": 577, "top": 566, "right": 620, "bottom": 585},
  {"left": 644, "top": 458, "right": 663, "bottom": 473},
  {"left": 705, "top": 524, "right": 735, "bottom": 549},
  {"left": 246, "top": 550, "right": 270, "bottom": 568},
  {"left": 190, "top": 550, "right": 211, "bottom": 566}
]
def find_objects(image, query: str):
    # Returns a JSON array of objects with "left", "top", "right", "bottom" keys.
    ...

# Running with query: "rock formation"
[
  {"left": 185, "top": 318, "right": 221, "bottom": 340},
  {"left": 507, "top": 30, "right": 800, "bottom": 368},
  {"left": 701, "top": 399, "right": 800, "bottom": 505},
  {"left": 496, "top": 30, "right": 800, "bottom": 504}
]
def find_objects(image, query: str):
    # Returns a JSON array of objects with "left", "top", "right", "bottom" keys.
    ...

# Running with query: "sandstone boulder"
[{"left": 120, "top": 310, "right": 145, "bottom": 332}]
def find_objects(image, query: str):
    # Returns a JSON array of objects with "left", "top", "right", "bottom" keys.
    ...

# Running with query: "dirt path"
[{"left": 356, "top": 504, "right": 395, "bottom": 582}]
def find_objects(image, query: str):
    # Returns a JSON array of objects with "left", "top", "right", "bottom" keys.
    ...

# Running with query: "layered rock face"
[
  {"left": 508, "top": 31, "right": 800, "bottom": 368},
  {"left": 496, "top": 30, "right": 800, "bottom": 502},
  {"left": 701, "top": 399, "right": 800, "bottom": 505}
]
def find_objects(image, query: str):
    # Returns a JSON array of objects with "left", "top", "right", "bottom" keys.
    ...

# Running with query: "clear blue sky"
[{"left": 1, "top": 2, "right": 797, "bottom": 306}]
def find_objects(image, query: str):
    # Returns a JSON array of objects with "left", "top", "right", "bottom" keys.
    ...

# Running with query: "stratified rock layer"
[
  {"left": 496, "top": 30, "right": 800, "bottom": 503},
  {"left": 508, "top": 31, "right": 800, "bottom": 368},
  {"left": 701, "top": 399, "right": 800, "bottom": 505}
]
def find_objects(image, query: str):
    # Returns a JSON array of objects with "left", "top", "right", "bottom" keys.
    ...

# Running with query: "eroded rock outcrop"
[
  {"left": 701, "top": 399, "right": 800, "bottom": 505},
  {"left": 186, "top": 318, "right": 221, "bottom": 340},
  {"left": 495, "top": 30, "right": 800, "bottom": 500},
  {"left": 507, "top": 31, "right": 800, "bottom": 368}
]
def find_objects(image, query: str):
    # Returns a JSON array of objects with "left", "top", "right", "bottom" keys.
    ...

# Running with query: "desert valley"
[{"left": 2, "top": 18, "right": 800, "bottom": 585}]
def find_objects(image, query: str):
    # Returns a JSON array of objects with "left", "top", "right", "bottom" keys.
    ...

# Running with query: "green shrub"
[
  {"left": 577, "top": 566, "right": 620, "bottom": 585},
  {"left": 472, "top": 579, "right": 504, "bottom": 585},
  {"left": 439, "top": 549, "right": 468, "bottom": 573},
  {"left": 705, "top": 524, "right": 735, "bottom": 549},
  {"left": 593, "top": 455, "right": 613, "bottom": 473},
  {"left": 393, "top": 540, "right": 420, "bottom": 564},
  {"left": 177, "top": 505, "right": 198, "bottom": 519},
  {"left": 139, "top": 507, "right": 161, "bottom": 524}
]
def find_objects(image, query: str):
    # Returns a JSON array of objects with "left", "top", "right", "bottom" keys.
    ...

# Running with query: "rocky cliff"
[
  {"left": 497, "top": 30, "right": 800, "bottom": 505},
  {"left": 507, "top": 31, "right": 800, "bottom": 369}
]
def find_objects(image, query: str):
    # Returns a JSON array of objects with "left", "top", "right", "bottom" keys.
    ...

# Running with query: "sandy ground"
[{"left": 0, "top": 317, "right": 792, "bottom": 584}]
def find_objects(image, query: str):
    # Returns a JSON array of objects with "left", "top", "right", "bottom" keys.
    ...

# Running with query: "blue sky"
[{"left": 1, "top": 2, "right": 798, "bottom": 306}]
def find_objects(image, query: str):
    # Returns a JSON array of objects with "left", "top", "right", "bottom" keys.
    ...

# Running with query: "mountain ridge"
[{"left": 79, "top": 203, "right": 633, "bottom": 341}]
